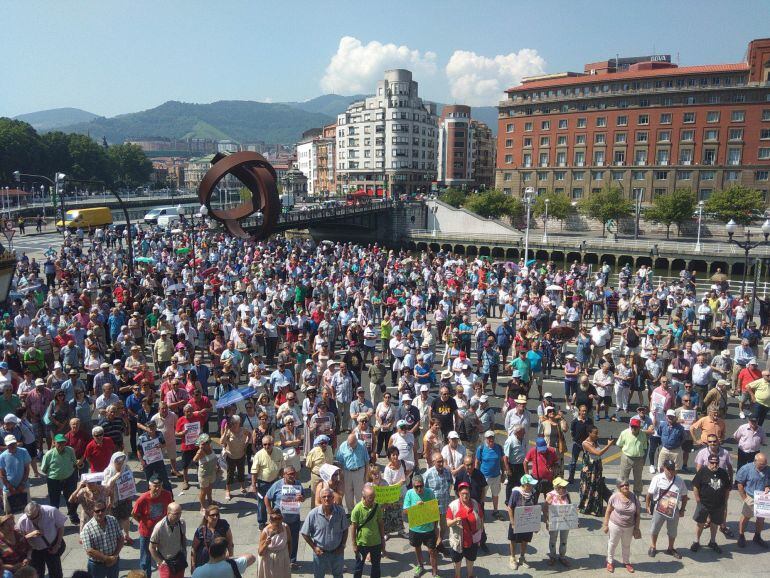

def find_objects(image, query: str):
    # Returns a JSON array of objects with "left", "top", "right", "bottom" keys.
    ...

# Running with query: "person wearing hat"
[
  {"left": 0, "top": 433, "right": 31, "bottom": 514},
  {"left": 132, "top": 474, "right": 174, "bottom": 578},
  {"left": 737, "top": 358, "right": 762, "bottom": 419},
  {"left": 93, "top": 362, "right": 118, "bottom": 401},
  {"left": 367, "top": 356, "right": 387, "bottom": 406},
  {"left": 41, "top": 433, "right": 79, "bottom": 524},
  {"left": 645, "top": 459, "right": 688, "bottom": 558},
  {"left": 506, "top": 473, "right": 538, "bottom": 570},
  {"left": 0, "top": 385, "right": 21, "bottom": 421},
  {"left": 747, "top": 369, "right": 770, "bottom": 427},
  {"left": 349, "top": 387, "right": 374, "bottom": 432},
  {"left": 690, "top": 453, "right": 731, "bottom": 554},
  {"left": 305, "top": 435, "right": 333, "bottom": 506},
  {"left": 656, "top": 409, "right": 685, "bottom": 473},
  {"left": 476, "top": 430, "right": 505, "bottom": 523},
  {"left": 403, "top": 473, "right": 440, "bottom": 577},
  {"left": 504, "top": 394, "right": 530, "bottom": 441},
  {"left": 616, "top": 418, "right": 649, "bottom": 494},
  {"left": 543, "top": 476, "right": 572, "bottom": 566}
]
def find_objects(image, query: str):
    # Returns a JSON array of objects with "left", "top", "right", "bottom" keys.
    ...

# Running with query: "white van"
[
  {"left": 143, "top": 206, "right": 179, "bottom": 225},
  {"left": 157, "top": 213, "right": 181, "bottom": 228}
]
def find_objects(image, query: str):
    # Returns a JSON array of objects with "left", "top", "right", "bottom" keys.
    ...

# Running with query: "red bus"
[{"left": 345, "top": 187, "right": 385, "bottom": 206}]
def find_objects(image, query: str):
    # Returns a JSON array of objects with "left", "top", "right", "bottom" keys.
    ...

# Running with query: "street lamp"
[
  {"left": 430, "top": 205, "right": 439, "bottom": 237},
  {"left": 694, "top": 200, "right": 704, "bottom": 252},
  {"left": 634, "top": 187, "right": 642, "bottom": 240},
  {"left": 523, "top": 186, "right": 535, "bottom": 265},
  {"left": 726, "top": 218, "right": 770, "bottom": 319},
  {"left": 543, "top": 198, "right": 550, "bottom": 242}
]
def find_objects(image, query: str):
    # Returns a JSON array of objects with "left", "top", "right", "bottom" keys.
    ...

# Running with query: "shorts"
[
  {"left": 409, "top": 530, "right": 437, "bottom": 549},
  {"left": 508, "top": 526, "right": 533, "bottom": 543},
  {"left": 449, "top": 543, "right": 478, "bottom": 563},
  {"left": 113, "top": 498, "right": 132, "bottom": 521},
  {"left": 199, "top": 474, "right": 217, "bottom": 489},
  {"left": 650, "top": 509, "right": 680, "bottom": 537},
  {"left": 599, "top": 395, "right": 612, "bottom": 407},
  {"left": 681, "top": 439, "right": 694, "bottom": 453},
  {"left": 693, "top": 502, "right": 725, "bottom": 526},
  {"left": 487, "top": 475, "right": 501, "bottom": 496},
  {"left": 742, "top": 498, "right": 757, "bottom": 520},
  {"left": 181, "top": 449, "right": 197, "bottom": 470}
]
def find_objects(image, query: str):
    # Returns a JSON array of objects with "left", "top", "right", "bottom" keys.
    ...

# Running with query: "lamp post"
[
  {"left": 543, "top": 198, "right": 550, "bottom": 242},
  {"left": 634, "top": 187, "right": 642, "bottom": 240},
  {"left": 523, "top": 186, "right": 535, "bottom": 265},
  {"left": 726, "top": 218, "right": 770, "bottom": 320},
  {"left": 430, "top": 205, "right": 439, "bottom": 236},
  {"left": 694, "top": 200, "right": 704, "bottom": 252}
]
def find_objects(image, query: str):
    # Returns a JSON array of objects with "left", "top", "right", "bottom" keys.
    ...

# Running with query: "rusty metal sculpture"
[{"left": 197, "top": 151, "right": 279, "bottom": 240}]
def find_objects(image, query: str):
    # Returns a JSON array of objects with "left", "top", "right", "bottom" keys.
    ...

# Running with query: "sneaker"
[
  {"left": 681, "top": 465, "right": 689, "bottom": 473},
  {"left": 666, "top": 548, "right": 682, "bottom": 559},
  {"left": 690, "top": 541, "right": 700, "bottom": 552},
  {"left": 649, "top": 465, "right": 656, "bottom": 474},
  {"left": 740, "top": 411, "right": 746, "bottom": 419},
  {"left": 509, "top": 556, "right": 517, "bottom": 569},
  {"left": 648, "top": 546, "right": 656, "bottom": 557},
  {"left": 518, "top": 556, "right": 530, "bottom": 569},
  {"left": 559, "top": 557, "right": 571, "bottom": 567},
  {"left": 411, "top": 564, "right": 424, "bottom": 577},
  {"left": 753, "top": 535, "right": 769, "bottom": 549},
  {"left": 737, "top": 534, "right": 746, "bottom": 548},
  {"left": 720, "top": 526, "right": 734, "bottom": 538},
  {"left": 708, "top": 541, "right": 722, "bottom": 553}
]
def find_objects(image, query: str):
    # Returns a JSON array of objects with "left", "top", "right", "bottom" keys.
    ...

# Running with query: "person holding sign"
[
  {"left": 446, "top": 481, "right": 484, "bottom": 578},
  {"left": 264, "top": 466, "right": 304, "bottom": 566},
  {"left": 136, "top": 421, "right": 171, "bottom": 492},
  {"left": 175, "top": 405, "right": 205, "bottom": 491},
  {"left": 103, "top": 452, "right": 136, "bottom": 545},
  {"left": 506, "top": 473, "right": 538, "bottom": 570},
  {"left": 645, "top": 459, "right": 688, "bottom": 559},
  {"left": 544, "top": 477, "right": 573, "bottom": 567},
  {"left": 735, "top": 452, "right": 770, "bottom": 548},
  {"left": 403, "top": 474, "right": 439, "bottom": 578}
]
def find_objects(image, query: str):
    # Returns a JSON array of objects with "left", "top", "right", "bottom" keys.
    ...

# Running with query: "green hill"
[{"left": 14, "top": 107, "right": 99, "bottom": 131}]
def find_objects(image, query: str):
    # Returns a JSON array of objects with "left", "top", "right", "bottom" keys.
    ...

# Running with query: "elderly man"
[
  {"left": 691, "top": 453, "right": 731, "bottom": 554},
  {"left": 657, "top": 409, "right": 685, "bottom": 472},
  {"left": 747, "top": 370, "right": 770, "bottom": 426},
  {"left": 305, "top": 435, "right": 333, "bottom": 506},
  {"left": 84, "top": 426, "right": 115, "bottom": 473},
  {"left": 330, "top": 362, "right": 353, "bottom": 434},
  {"left": 476, "top": 430, "right": 505, "bottom": 523},
  {"left": 736, "top": 453, "right": 770, "bottom": 548},
  {"left": 505, "top": 394, "right": 530, "bottom": 441},
  {"left": 153, "top": 331, "right": 174, "bottom": 375},
  {"left": 351, "top": 484, "right": 385, "bottom": 578},
  {"left": 616, "top": 417, "right": 649, "bottom": 494},
  {"left": 132, "top": 474, "right": 173, "bottom": 578},
  {"left": 18, "top": 501, "right": 67, "bottom": 578},
  {"left": 404, "top": 473, "right": 440, "bottom": 577},
  {"left": 265, "top": 465, "right": 305, "bottom": 565},
  {"left": 0, "top": 434, "right": 31, "bottom": 513},
  {"left": 646, "top": 459, "right": 688, "bottom": 559},
  {"left": 250, "top": 434, "right": 284, "bottom": 529},
  {"left": 41, "top": 434, "right": 79, "bottom": 524},
  {"left": 734, "top": 415, "right": 767, "bottom": 471},
  {"left": 504, "top": 425, "right": 527, "bottom": 504},
  {"left": 149, "top": 502, "right": 186, "bottom": 578},
  {"left": 81, "top": 499, "right": 124, "bottom": 578},
  {"left": 301, "top": 487, "right": 349, "bottom": 578},
  {"left": 424, "top": 451, "right": 454, "bottom": 547},
  {"left": 691, "top": 406, "right": 727, "bottom": 446},
  {"left": 335, "top": 433, "right": 369, "bottom": 511}
]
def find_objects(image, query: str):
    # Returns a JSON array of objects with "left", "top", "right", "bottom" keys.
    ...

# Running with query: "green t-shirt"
[
  {"left": 0, "top": 395, "right": 21, "bottom": 417},
  {"left": 403, "top": 487, "right": 436, "bottom": 533},
  {"left": 350, "top": 501, "right": 382, "bottom": 547},
  {"left": 41, "top": 446, "right": 76, "bottom": 480}
]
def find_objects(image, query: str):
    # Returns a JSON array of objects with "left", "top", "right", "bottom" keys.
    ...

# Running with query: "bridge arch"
[
  {"left": 671, "top": 258, "right": 687, "bottom": 273},
  {"left": 454, "top": 245, "right": 466, "bottom": 255},
  {"left": 535, "top": 250, "right": 549, "bottom": 262},
  {"left": 416, "top": 242, "right": 428, "bottom": 252},
  {"left": 467, "top": 245, "right": 478, "bottom": 256},
  {"left": 429, "top": 243, "right": 440, "bottom": 253},
  {"left": 566, "top": 251, "right": 582, "bottom": 264},
  {"left": 506, "top": 248, "right": 518, "bottom": 259},
  {"left": 689, "top": 259, "right": 708, "bottom": 274},
  {"left": 583, "top": 252, "right": 599, "bottom": 266},
  {"left": 479, "top": 246, "right": 491, "bottom": 257},
  {"left": 441, "top": 244, "right": 453, "bottom": 253},
  {"left": 491, "top": 247, "right": 505, "bottom": 259},
  {"left": 654, "top": 257, "right": 669, "bottom": 272}
]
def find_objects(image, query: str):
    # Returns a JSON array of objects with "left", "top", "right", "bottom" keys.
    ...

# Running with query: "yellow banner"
[
  {"left": 375, "top": 484, "right": 401, "bottom": 504},
  {"left": 407, "top": 499, "right": 440, "bottom": 528}
]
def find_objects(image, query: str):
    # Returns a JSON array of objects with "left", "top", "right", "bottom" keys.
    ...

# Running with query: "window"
[
  {"left": 729, "top": 128, "right": 744, "bottom": 141},
  {"left": 727, "top": 148, "right": 742, "bottom": 165},
  {"left": 503, "top": 172, "right": 512, "bottom": 181},
  {"left": 540, "top": 136, "right": 550, "bottom": 147},
  {"left": 761, "top": 129, "right": 770, "bottom": 140},
  {"left": 658, "top": 131, "right": 671, "bottom": 142},
  {"left": 574, "top": 152, "right": 585, "bottom": 166},
  {"left": 556, "top": 151, "right": 567, "bottom": 166},
  {"left": 614, "top": 151, "right": 625, "bottom": 165},
  {"left": 595, "top": 133, "right": 606, "bottom": 145},
  {"left": 524, "top": 122, "right": 533, "bottom": 131},
  {"left": 541, "top": 120, "right": 551, "bottom": 130},
  {"left": 632, "top": 170, "right": 645, "bottom": 180},
  {"left": 759, "top": 148, "right": 770, "bottom": 160},
  {"left": 557, "top": 135, "right": 568, "bottom": 146},
  {"left": 636, "top": 131, "right": 648, "bottom": 143},
  {"left": 523, "top": 137, "right": 532, "bottom": 147},
  {"left": 704, "top": 129, "right": 719, "bottom": 141},
  {"left": 731, "top": 111, "right": 745, "bottom": 122},
  {"left": 707, "top": 111, "right": 720, "bottom": 123},
  {"left": 701, "top": 171, "right": 715, "bottom": 181},
  {"left": 555, "top": 171, "right": 566, "bottom": 181},
  {"left": 681, "top": 130, "right": 695, "bottom": 142},
  {"left": 592, "top": 170, "right": 605, "bottom": 180},
  {"left": 726, "top": 170, "right": 741, "bottom": 181},
  {"left": 538, "top": 171, "right": 548, "bottom": 181},
  {"left": 573, "top": 171, "right": 585, "bottom": 181},
  {"left": 503, "top": 187, "right": 512, "bottom": 195},
  {"left": 521, "top": 172, "right": 532, "bottom": 181},
  {"left": 756, "top": 170, "right": 769, "bottom": 181},
  {"left": 558, "top": 119, "right": 568, "bottom": 129},
  {"left": 596, "top": 117, "right": 607, "bottom": 127},
  {"left": 660, "top": 113, "right": 672, "bottom": 124},
  {"left": 617, "top": 116, "right": 628, "bottom": 126},
  {"left": 571, "top": 187, "right": 583, "bottom": 199},
  {"left": 698, "top": 188, "right": 713, "bottom": 200},
  {"left": 763, "top": 110, "right": 770, "bottom": 121},
  {"left": 683, "top": 112, "right": 696, "bottom": 123},
  {"left": 656, "top": 149, "right": 670, "bottom": 165},
  {"left": 685, "top": 96, "right": 697, "bottom": 105},
  {"left": 576, "top": 118, "right": 587, "bottom": 128},
  {"left": 654, "top": 188, "right": 667, "bottom": 197},
  {"left": 575, "top": 134, "right": 586, "bottom": 145},
  {"left": 615, "top": 132, "right": 627, "bottom": 144},
  {"left": 634, "top": 150, "right": 647, "bottom": 165},
  {"left": 679, "top": 149, "right": 693, "bottom": 165},
  {"left": 506, "top": 123, "right": 514, "bottom": 133},
  {"left": 677, "top": 170, "right": 692, "bottom": 180},
  {"left": 594, "top": 150, "right": 605, "bottom": 165},
  {"left": 638, "top": 114, "right": 649, "bottom": 125},
  {"left": 504, "top": 154, "right": 513, "bottom": 164},
  {"left": 539, "top": 152, "right": 549, "bottom": 166},
  {"left": 703, "top": 149, "right": 717, "bottom": 165},
  {"left": 654, "top": 170, "right": 669, "bottom": 180},
  {"left": 523, "top": 153, "right": 532, "bottom": 167},
  {"left": 612, "top": 170, "right": 624, "bottom": 181}
]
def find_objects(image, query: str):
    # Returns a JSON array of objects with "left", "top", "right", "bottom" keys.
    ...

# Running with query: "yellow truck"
[{"left": 56, "top": 207, "right": 113, "bottom": 229}]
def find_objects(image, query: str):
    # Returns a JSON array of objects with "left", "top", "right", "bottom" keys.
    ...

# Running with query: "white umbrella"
[{"left": 546, "top": 285, "right": 564, "bottom": 291}]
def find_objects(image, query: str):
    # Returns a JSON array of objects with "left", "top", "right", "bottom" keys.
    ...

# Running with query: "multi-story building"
[
  {"left": 336, "top": 69, "right": 438, "bottom": 198},
  {"left": 296, "top": 138, "right": 317, "bottom": 196},
  {"left": 472, "top": 120, "right": 495, "bottom": 189},
  {"left": 316, "top": 124, "right": 337, "bottom": 197},
  {"left": 437, "top": 105, "right": 496, "bottom": 190},
  {"left": 496, "top": 38, "right": 770, "bottom": 204}
]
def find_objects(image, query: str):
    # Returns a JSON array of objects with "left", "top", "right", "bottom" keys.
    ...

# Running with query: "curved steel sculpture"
[{"left": 197, "top": 151, "right": 280, "bottom": 240}]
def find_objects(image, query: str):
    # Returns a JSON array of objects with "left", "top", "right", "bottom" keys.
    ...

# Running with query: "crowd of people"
[{"left": 0, "top": 219, "right": 768, "bottom": 578}]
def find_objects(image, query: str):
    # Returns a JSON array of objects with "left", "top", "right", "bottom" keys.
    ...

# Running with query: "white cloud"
[
  {"left": 445, "top": 49, "right": 546, "bottom": 106},
  {"left": 321, "top": 36, "right": 437, "bottom": 94}
]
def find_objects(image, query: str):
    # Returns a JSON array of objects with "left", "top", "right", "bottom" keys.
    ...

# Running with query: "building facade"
[
  {"left": 336, "top": 69, "right": 438, "bottom": 198},
  {"left": 437, "top": 105, "right": 474, "bottom": 188},
  {"left": 496, "top": 38, "right": 770, "bottom": 204},
  {"left": 296, "top": 139, "right": 316, "bottom": 196},
  {"left": 472, "top": 120, "right": 495, "bottom": 189},
  {"left": 315, "top": 124, "right": 337, "bottom": 197}
]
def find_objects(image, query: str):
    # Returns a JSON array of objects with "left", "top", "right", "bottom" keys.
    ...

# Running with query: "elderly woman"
[
  {"left": 0, "top": 513, "right": 30, "bottom": 573},
  {"left": 447, "top": 481, "right": 484, "bottom": 578},
  {"left": 279, "top": 415, "right": 303, "bottom": 473},
  {"left": 507, "top": 474, "right": 538, "bottom": 570},
  {"left": 175, "top": 403, "right": 205, "bottom": 490},
  {"left": 603, "top": 479, "right": 641, "bottom": 573},
  {"left": 69, "top": 477, "right": 109, "bottom": 532},
  {"left": 221, "top": 415, "right": 248, "bottom": 501},
  {"left": 103, "top": 451, "right": 136, "bottom": 544},
  {"left": 544, "top": 476, "right": 572, "bottom": 567},
  {"left": 193, "top": 434, "right": 219, "bottom": 513}
]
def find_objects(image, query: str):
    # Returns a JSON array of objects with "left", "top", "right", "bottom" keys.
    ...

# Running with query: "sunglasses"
[
  {"left": 413, "top": 484, "right": 423, "bottom": 489},
  {"left": 618, "top": 484, "right": 630, "bottom": 488},
  {"left": 208, "top": 512, "right": 220, "bottom": 517},
  {"left": 94, "top": 508, "right": 106, "bottom": 513}
]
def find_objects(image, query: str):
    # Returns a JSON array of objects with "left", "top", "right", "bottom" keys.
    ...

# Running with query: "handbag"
[
  {"left": 649, "top": 477, "right": 676, "bottom": 513},
  {"left": 164, "top": 524, "right": 188, "bottom": 573},
  {"left": 33, "top": 520, "right": 66, "bottom": 556}
]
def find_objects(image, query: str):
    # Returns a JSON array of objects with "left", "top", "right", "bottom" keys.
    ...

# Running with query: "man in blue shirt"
[
  {"left": 657, "top": 410, "right": 685, "bottom": 472},
  {"left": 475, "top": 431, "right": 504, "bottom": 522},
  {"left": 300, "top": 488, "right": 349, "bottom": 578},
  {"left": 334, "top": 433, "right": 369, "bottom": 512},
  {"left": 403, "top": 474, "right": 439, "bottom": 577},
  {"left": 736, "top": 453, "right": 770, "bottom": 548},
  {"left": 264, "top": 466, "right": 305, "bottom": 564},
  {"left": 527, "top": 343, "right": 545, "bottom": 400},
  {"left": 0, "top": 435, "right": 31, "bottom": 513}
]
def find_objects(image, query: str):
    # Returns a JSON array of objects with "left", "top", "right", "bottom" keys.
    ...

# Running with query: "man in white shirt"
[{"left": 646, "top": 459, "right": 689, "bottom": 558}]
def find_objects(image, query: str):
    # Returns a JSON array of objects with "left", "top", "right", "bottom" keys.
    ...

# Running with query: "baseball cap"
[
  {"left": 441, "top": 369, "right": 453, "bottom": 380},
  {"left": 662, "top": 459, "right": 676, "bottom": 470},
  {"left": 457, "top": 481, "right": 471, "bottom": 490},
  {"left": 3, "top": 435, "right": 17, "bottom": 446},
  {"left": 402, "top": 394, "right": 412, "bottom": 402},
  {"left": 630, "top": 418, "right": 642, "bottom": 427},
  {"left": 448, "top": 431, "right": 460, "bottom": 440},
  {"left": 543, "top": 392, "right": 553, "bottom": 398},
  {"left": 419, "top": 384, "right": 430, "bottom": 392},
  {"left": 749, "top": 358, "right": 759, "bottom": 366},
  {"left": 479, "top": 395, "right": 489, "bottom": 403},
  {"left": 708, "top": 455, "right": 720, "bottom": 463},
  {"left": 0, "top": 363, "right": 7, "bottom": 370},
  {"left": 54, "top": 434, "right": 67, "bottom": 443},
  {"left": 397, "top": 420, "right": 408, "bottom": 429},
  {"left": 314, "top": 435, "right": 330, "bottom": 446},
  {"left": 3, "top": 414, "right": 19, "bottom": 425},
  {"left": 520, "top": 474, "right": 538, "bottom": 485},
  {"left": 511, "top": 370, "right": 521, "bottom": 378},
  {"left": 665, "top": 409, "right": 676, "bottom": 417},
  {"left": 535, "top": 437, "right": 548, "bottom": 452},
  {"left": 545, "top": 406, "right": 555, "bottom": 413},
  {"left": 484, "top": 430, "right": 495, "bottom": 438},
  {"left": 552, "top": 476, "right": 569, "bottom": 488}
]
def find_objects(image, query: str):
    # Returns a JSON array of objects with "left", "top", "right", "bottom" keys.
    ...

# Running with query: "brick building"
[{"left": 496, "top": 38, "right": 770, "bottom": 205}]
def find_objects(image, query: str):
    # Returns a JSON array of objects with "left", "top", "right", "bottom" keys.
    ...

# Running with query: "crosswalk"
[{"left": 10, "top": 231, "right": 65, "bottom": 258}]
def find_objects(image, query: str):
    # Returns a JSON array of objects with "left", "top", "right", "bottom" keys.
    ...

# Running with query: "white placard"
[
  {"left": 513, "top": 504, "right": 542, "bottom": 534},
  {"left": 754, "top": 491, "right": 770, "bottom": 518},
  {"left": 548, "top": 503, "right": 579, "bottom": 531},
  {"left": 279, "top": 485, "right": 302, "bottom": 514},
  {"left": 141, "top": 438, "right": 163, "bottom": 465},
  {"left": 679, "top": 409, "right": 696, "bottom": 431},
  {"left": 116, "top": 469, "right": 136, "bottom": 500},
  {"left": 184, "top": 421, "right": 201, "bottom": 446}
]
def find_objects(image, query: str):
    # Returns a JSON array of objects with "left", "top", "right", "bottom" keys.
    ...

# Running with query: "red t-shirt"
[
  {"left": 65, "top": 430, "right": 90, "bottom": 459},
  {"left": 524, "top": 447, "right": 557, "bottom": 482},
  {"left": 447, "top": 500, "right": 480, "bottom": 548},
  {"left": 176, "top": 415, "right": 205, "bottom": 451},
  {"left": 132, "top": 490, "right": 173, "bottom": 537},
  {"left": 83, "top": 437, "right": 115, "bottom": 472}
]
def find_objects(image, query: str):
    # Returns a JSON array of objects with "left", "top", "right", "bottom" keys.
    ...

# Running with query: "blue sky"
[{"left": 2, "top": 0, "right": 769, "bottom": 118}]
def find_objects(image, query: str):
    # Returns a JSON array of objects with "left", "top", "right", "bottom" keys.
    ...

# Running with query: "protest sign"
[
  {"left": 375, "top": 484, "right": 401, "bottom": 504},
  {"left": 548, "top": 503, "right": 579, "bottom": 531},
  {"left": 754, "top": 491, "right": 770, "bottom": 518},
  {"left": 141, "top": 438, "right": 163, "bottom": 465},
  {"left": 513, "top": 504, "right": 542, "bottom": 534},
  {"left": 116, "top": 469, "right": 136, "bottom": 501},
  {"left": 184, "top": 421, "right": 201, "bottom": 446},
  {"left": 407, "top": 499, "right": 440, "bottom": 528}
]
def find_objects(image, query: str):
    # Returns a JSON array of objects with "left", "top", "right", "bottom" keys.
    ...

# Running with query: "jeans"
[
  {"left": 287, "top": 518, "right": 301, "bottom": 562},
  {"left": 256, "top": 480, "right": 273, "bottom": 526},
  {"left": 753, "top": 402, "right": 770, "bottom": 426},
  {"left": 647, "top": 435, "right": 661, "bottom": 467},
  {"left": 568, "top": 442, "right": 582, "bottom": 482},
  {"left": 47, "top": 472, "right": 78, "bottom": 518},
  {"left": 548, "top": 529, "right": 569, "bottom": 559},
  {"left": 144, "top": 462, "right": 173, "bottom": 493},
  {"left": 312, "top": 551, "right": 344, "bottom": 578},
  {"left": 354, "top": 545, "right": 382, "bottom": 578},
  {"left": 87, "top": 558, "right": 120, "bottom": 578},
  {"left": 139, "top": 535, "right": 153, "bottom": 578}
]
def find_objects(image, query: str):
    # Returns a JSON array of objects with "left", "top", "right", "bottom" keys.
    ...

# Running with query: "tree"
[
  {"left": 576, "top": 185, "right": 634, "bottom": 236},
  {"left": 532, "top": 192, "right": 573, "bottom": 230},
  {"left": 106, "top": 143, "right": 152, "bottom": 189},
  {"left": 463, "top": 189, "right": 522, "bottom": 219},
  {"left": 0, "top": 118, "right": 45, "bottom": 182},
  {"left": 705, "top": 185, "right": 765, "bottom": 226},
  {"left": 439, "top": 187, "right": 465, "bottom": 208},
  {"left": 644, "top": 188, "right": 697, "bottom": 239}
]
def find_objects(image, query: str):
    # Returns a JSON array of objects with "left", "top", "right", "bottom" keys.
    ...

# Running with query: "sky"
[{"left": 2, "top": 0, "right": 769, "bottom": 118}]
